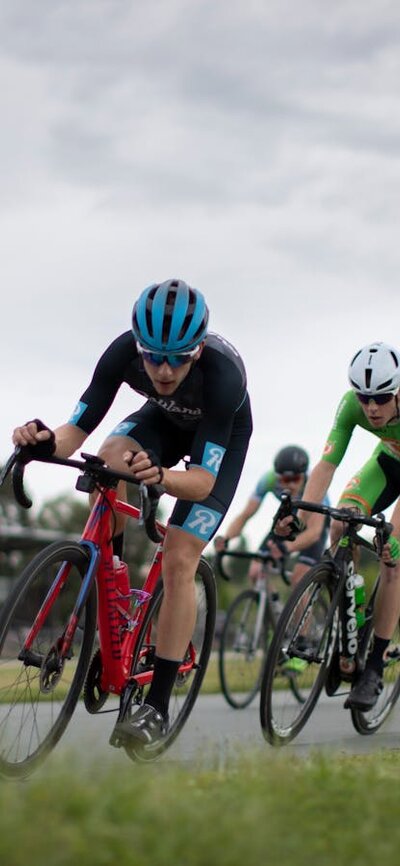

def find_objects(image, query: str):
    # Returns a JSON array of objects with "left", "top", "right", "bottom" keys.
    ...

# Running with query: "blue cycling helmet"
[{"left": 132, "top": 279, "right": 209, "bottom": 352}]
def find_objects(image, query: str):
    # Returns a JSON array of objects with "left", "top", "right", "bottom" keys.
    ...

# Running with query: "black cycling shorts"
[{"left": 108, "top": 395, "right": 253, "bottom": 543}]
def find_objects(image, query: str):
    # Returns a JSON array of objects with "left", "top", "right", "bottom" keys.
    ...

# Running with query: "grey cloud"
[{"left": 2, "top": 1, "right": 400, "bottom": 213}]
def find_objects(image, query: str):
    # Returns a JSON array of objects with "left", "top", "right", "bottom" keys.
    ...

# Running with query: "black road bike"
[{"left": 260, "top": 493, "right": 400, "bottom": 745}]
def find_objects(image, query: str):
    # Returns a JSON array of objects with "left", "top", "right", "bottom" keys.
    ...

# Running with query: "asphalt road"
[{"left": 54, "top": 689, "right": 400, "bottom": 770}]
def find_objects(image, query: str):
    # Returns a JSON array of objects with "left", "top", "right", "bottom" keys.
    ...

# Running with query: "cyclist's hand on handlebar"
[
  {"left": 267, "top": 538, "right": 287, "bottom": 560},
  {"left": 214, "top": 535, "right": 228, "bottom": 552},
  {"left": 12, "top": 419, "right": 56, "bottom": 462},
  {"left": 273, "top": 515, "right": 296, "bottom": 538},
  {"left": 379, "top": 534, "right": 400, "bottom": 568},
  {"left": 123, "top": 448, "right": 164, "bottom": 486}
]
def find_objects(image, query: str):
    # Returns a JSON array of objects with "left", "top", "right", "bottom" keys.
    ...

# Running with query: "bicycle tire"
[
  {"left": 260, "top": 562, "right": 338, "bottom": 746},
  {"left": 123, "top": 556, "right": 216, "bottom": 761},
  {"left": 218, "top": 589, "right": 270, "bottom": 709},
  {"left": 0, "top": 541, "right": 97, "bottom": 779},
  {"left": 351, "top": 616, "right": 400, "bottom": 735}
]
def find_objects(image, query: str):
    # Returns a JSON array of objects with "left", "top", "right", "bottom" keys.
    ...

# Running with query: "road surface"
[{"left": 54, "top": 690, "right": 400, "bottom": 770}]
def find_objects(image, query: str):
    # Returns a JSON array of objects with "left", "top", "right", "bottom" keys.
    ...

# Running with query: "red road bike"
[{"left": 0, "top": 450, "right": 216, "bottom": 778}]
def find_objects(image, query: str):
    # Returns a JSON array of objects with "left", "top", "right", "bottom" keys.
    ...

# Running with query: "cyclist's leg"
[
  {"left": 95, "top": 404, "right": 181, "bottom": 541},
  {"left": 293, "top": 522, "right": 330, "bottom": 586},
  {"left": 337, "top": 447, "right": 400, "bottom": 708},
  {"left": 115, "top": 406, "right": 252, "bottom": 745},
  {"left": 282, "top": 549, "right": 325, "bottom": 674}
]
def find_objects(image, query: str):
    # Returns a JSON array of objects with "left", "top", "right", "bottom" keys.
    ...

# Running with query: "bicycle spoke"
[
  {"left": 219, "top": 590, "right": 268, "bottom": 709},
  {"left": 260, "top": 564, "right": 337, "bottom": 745},
  {"left": 0, "top": 543, "right": 96, "bottom": 778},
  {"left": 351, "top": 620, "right": 400, "bottom": 734}
]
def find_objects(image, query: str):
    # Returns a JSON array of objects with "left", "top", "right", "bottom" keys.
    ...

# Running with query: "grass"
[
  {"left": 1, "top": 748, "right": 400, "bottom": 865},
  {"left": 0, "top": 652, "right": 304, "bottom": 704},
  {"left": 1, "top": 650, "right": 397, "bottom": 705}
]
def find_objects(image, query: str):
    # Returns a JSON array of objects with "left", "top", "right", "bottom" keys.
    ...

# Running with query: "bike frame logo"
[
  {"left": 182, "top": 505, "right": 222, "bottom": 540},
  {"left": 345, "top": 561, "right": 358, "bottom": 656}
]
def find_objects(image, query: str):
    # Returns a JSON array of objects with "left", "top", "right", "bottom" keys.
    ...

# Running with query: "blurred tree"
[
  {"left": 37, "top": 486, "right": 166, "bottom": 588},
  {"left": 0, "top": 463, "right": 34, "bottom": 578}
]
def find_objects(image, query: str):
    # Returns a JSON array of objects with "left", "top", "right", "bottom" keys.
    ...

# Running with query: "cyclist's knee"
[
  {"left": 162, "top": 530, "right": 204, "bottom": 586},
  {"left": 98, "top": 435, "right": 135, "bottom": 469},
  {"left": 291, "top": 563, "right": 310, "bottom": 585}
]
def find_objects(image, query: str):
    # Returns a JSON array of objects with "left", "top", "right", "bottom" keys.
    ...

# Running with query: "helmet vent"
[
  {"left": 145, "top": 287, "right": 158, "bottom": 338},
  {"left": 391, "top": 351, "right": 399, "bottom": 368},
  {"left": 365, "top": 368, "right": 372, "bottom": 389},
  {"left": 132, "top": 279, "right": 209, "bottom": 351}
]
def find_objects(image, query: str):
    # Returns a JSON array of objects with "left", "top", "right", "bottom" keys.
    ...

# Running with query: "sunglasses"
[
  {"left": 136, "top": 343, "right": 200, "bottom": 368},
  {"left": 356, "top": 392, "right": 397, "bottom": 406},
  {"left": 278, "top": 473, "right": 303, "bottom": 483}
]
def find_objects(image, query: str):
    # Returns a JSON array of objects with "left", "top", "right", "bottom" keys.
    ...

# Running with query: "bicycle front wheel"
[
  {"left": 219, "top": 589, "right": 270, "bottom": 709},
  {"left": 0, "top": 541, "right": 97, "bottom": 779},
  {"left": 124, "top": 557, "right": 216, "bottom": 761},
  {"left": 351, "top": 618, "right": 400, "bottom": 735},
  {"left": 260, "top": 563, "right": 338, "bottom": 746}
]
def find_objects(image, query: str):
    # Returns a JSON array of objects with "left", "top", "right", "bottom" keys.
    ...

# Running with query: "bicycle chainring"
[{"left": 83, "top": 649, "right": 109, "bottom": 713}]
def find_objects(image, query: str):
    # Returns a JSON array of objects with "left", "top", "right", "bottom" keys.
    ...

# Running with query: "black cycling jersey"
[{"left": 67, "top": 330, "right": 253, "bottom": 542}]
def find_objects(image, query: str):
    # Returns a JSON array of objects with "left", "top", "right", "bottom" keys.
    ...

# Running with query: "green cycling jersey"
[{"left": 322, "top": 390, "right": 400, "bottom": 467}]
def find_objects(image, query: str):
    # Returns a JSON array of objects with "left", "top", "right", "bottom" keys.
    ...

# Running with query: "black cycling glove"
[
  {"left": 18, "top": 419, "right": 56, "bottom": 464},
  {"left": 126, "top": 448, "right": 164, "bottom": 484}
]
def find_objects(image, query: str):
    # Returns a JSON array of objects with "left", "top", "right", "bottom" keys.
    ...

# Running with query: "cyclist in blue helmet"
[{"left": 13, "top": 278, "right": 253, "bottom": 751}]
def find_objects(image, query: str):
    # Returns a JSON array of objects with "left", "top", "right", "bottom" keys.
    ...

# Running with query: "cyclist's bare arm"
[
  {"left": 283, "top": 511, "right": 326, "bottom": 553},
  {"left": 224, "top": 497, "right": 260, "bottom": 541},
  {"left": 388, "top": 497, "right": 400, "bottom": 539},
  {"left": 381, "top": 496, "right": 400, "bottom": 564},
  {"left": 300, "top": 459, "right": 336, "bottom": 506},
  {"left": 275, "top": 460, "right": 336, "bottom": 538},
  {"left": 124, "top": 450, "right": 216, "bottom": 502},
  {"left": 53, "top": 423, "right": 88, "bottom": 457}
]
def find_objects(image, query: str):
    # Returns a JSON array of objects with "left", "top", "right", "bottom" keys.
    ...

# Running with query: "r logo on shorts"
[{"left": 180, "top": 505, "right": 223, "bottom": 540}]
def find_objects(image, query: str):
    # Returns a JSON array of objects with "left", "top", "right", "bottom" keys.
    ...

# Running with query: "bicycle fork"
[{"left": 19, "top": 543, "right": 99, "bottom": 678}]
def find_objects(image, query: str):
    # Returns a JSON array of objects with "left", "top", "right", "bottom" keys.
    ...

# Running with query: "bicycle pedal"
[{"left": 109, "top": 727, "right": 124, "bottom": 749}]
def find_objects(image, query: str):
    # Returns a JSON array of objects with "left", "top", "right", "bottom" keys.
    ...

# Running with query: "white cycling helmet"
[{"left": 348, "top": 342, "right": 400, "bottom": 394}]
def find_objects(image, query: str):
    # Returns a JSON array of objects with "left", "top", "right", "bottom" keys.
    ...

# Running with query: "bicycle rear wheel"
[
  {"left": 123, "top": 557, "right": 216, "bottom": 761},
  {"left": 351, "top": 618, "right": 400, "bottom": 734},
  {"left": 218, "top": 589, "right": 270, "bottom": 709},
  {"left": 260, "top": 563, "right": 338, "bottom": 746},
  {"left": 0, "top": 541, "right": 97, "bottom": 779}
]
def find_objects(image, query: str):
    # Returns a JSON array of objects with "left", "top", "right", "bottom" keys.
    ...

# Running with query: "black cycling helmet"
[
  {"left": 132, "top": 279, "right": 209, "bottom": 353},
  {"left": 273, "top": 445, "right": 309, "bottom": 476}
]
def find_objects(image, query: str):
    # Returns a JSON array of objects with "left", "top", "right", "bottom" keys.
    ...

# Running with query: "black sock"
[
  {"left": 112, "top": 533, "right": 124, "bottom": 559},
  {"left": 367, "top": 635, "right": 390, "bottom": 676},
  {"left": 146, "top": 655, "right": 181, "bottom": 718}
]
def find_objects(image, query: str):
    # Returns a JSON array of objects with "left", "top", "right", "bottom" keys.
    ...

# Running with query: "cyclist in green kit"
[{"left": 277, "top": 342, "right": 400, "bottom": 711}]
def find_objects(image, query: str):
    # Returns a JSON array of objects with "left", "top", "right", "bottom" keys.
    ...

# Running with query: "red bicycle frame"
[
  {"left": 83, "top": 488, "right": 168, "bottom": 695},
  {"left": 20, "top": 486, "right": 166, "bottom": 695}
]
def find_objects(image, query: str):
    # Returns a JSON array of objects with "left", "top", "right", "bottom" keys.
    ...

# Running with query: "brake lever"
[
  {"left": 374, "top": 514, "right": 396, "bottom": 567},
  {"left": 271, "top": 491, "right": 293, "bottom": 534},
  {"left": 0, "top": 447, "right": 21, "bottom": 487}
]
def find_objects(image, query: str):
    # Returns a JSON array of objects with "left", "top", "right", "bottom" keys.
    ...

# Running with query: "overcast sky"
[{"left": 1, "top": 1, "right": 400, "bottom": 547}]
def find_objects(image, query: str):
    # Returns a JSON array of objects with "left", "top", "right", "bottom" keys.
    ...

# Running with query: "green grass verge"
[{"left": 1, "top": 749, "right": 400, "bottom": 865}]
